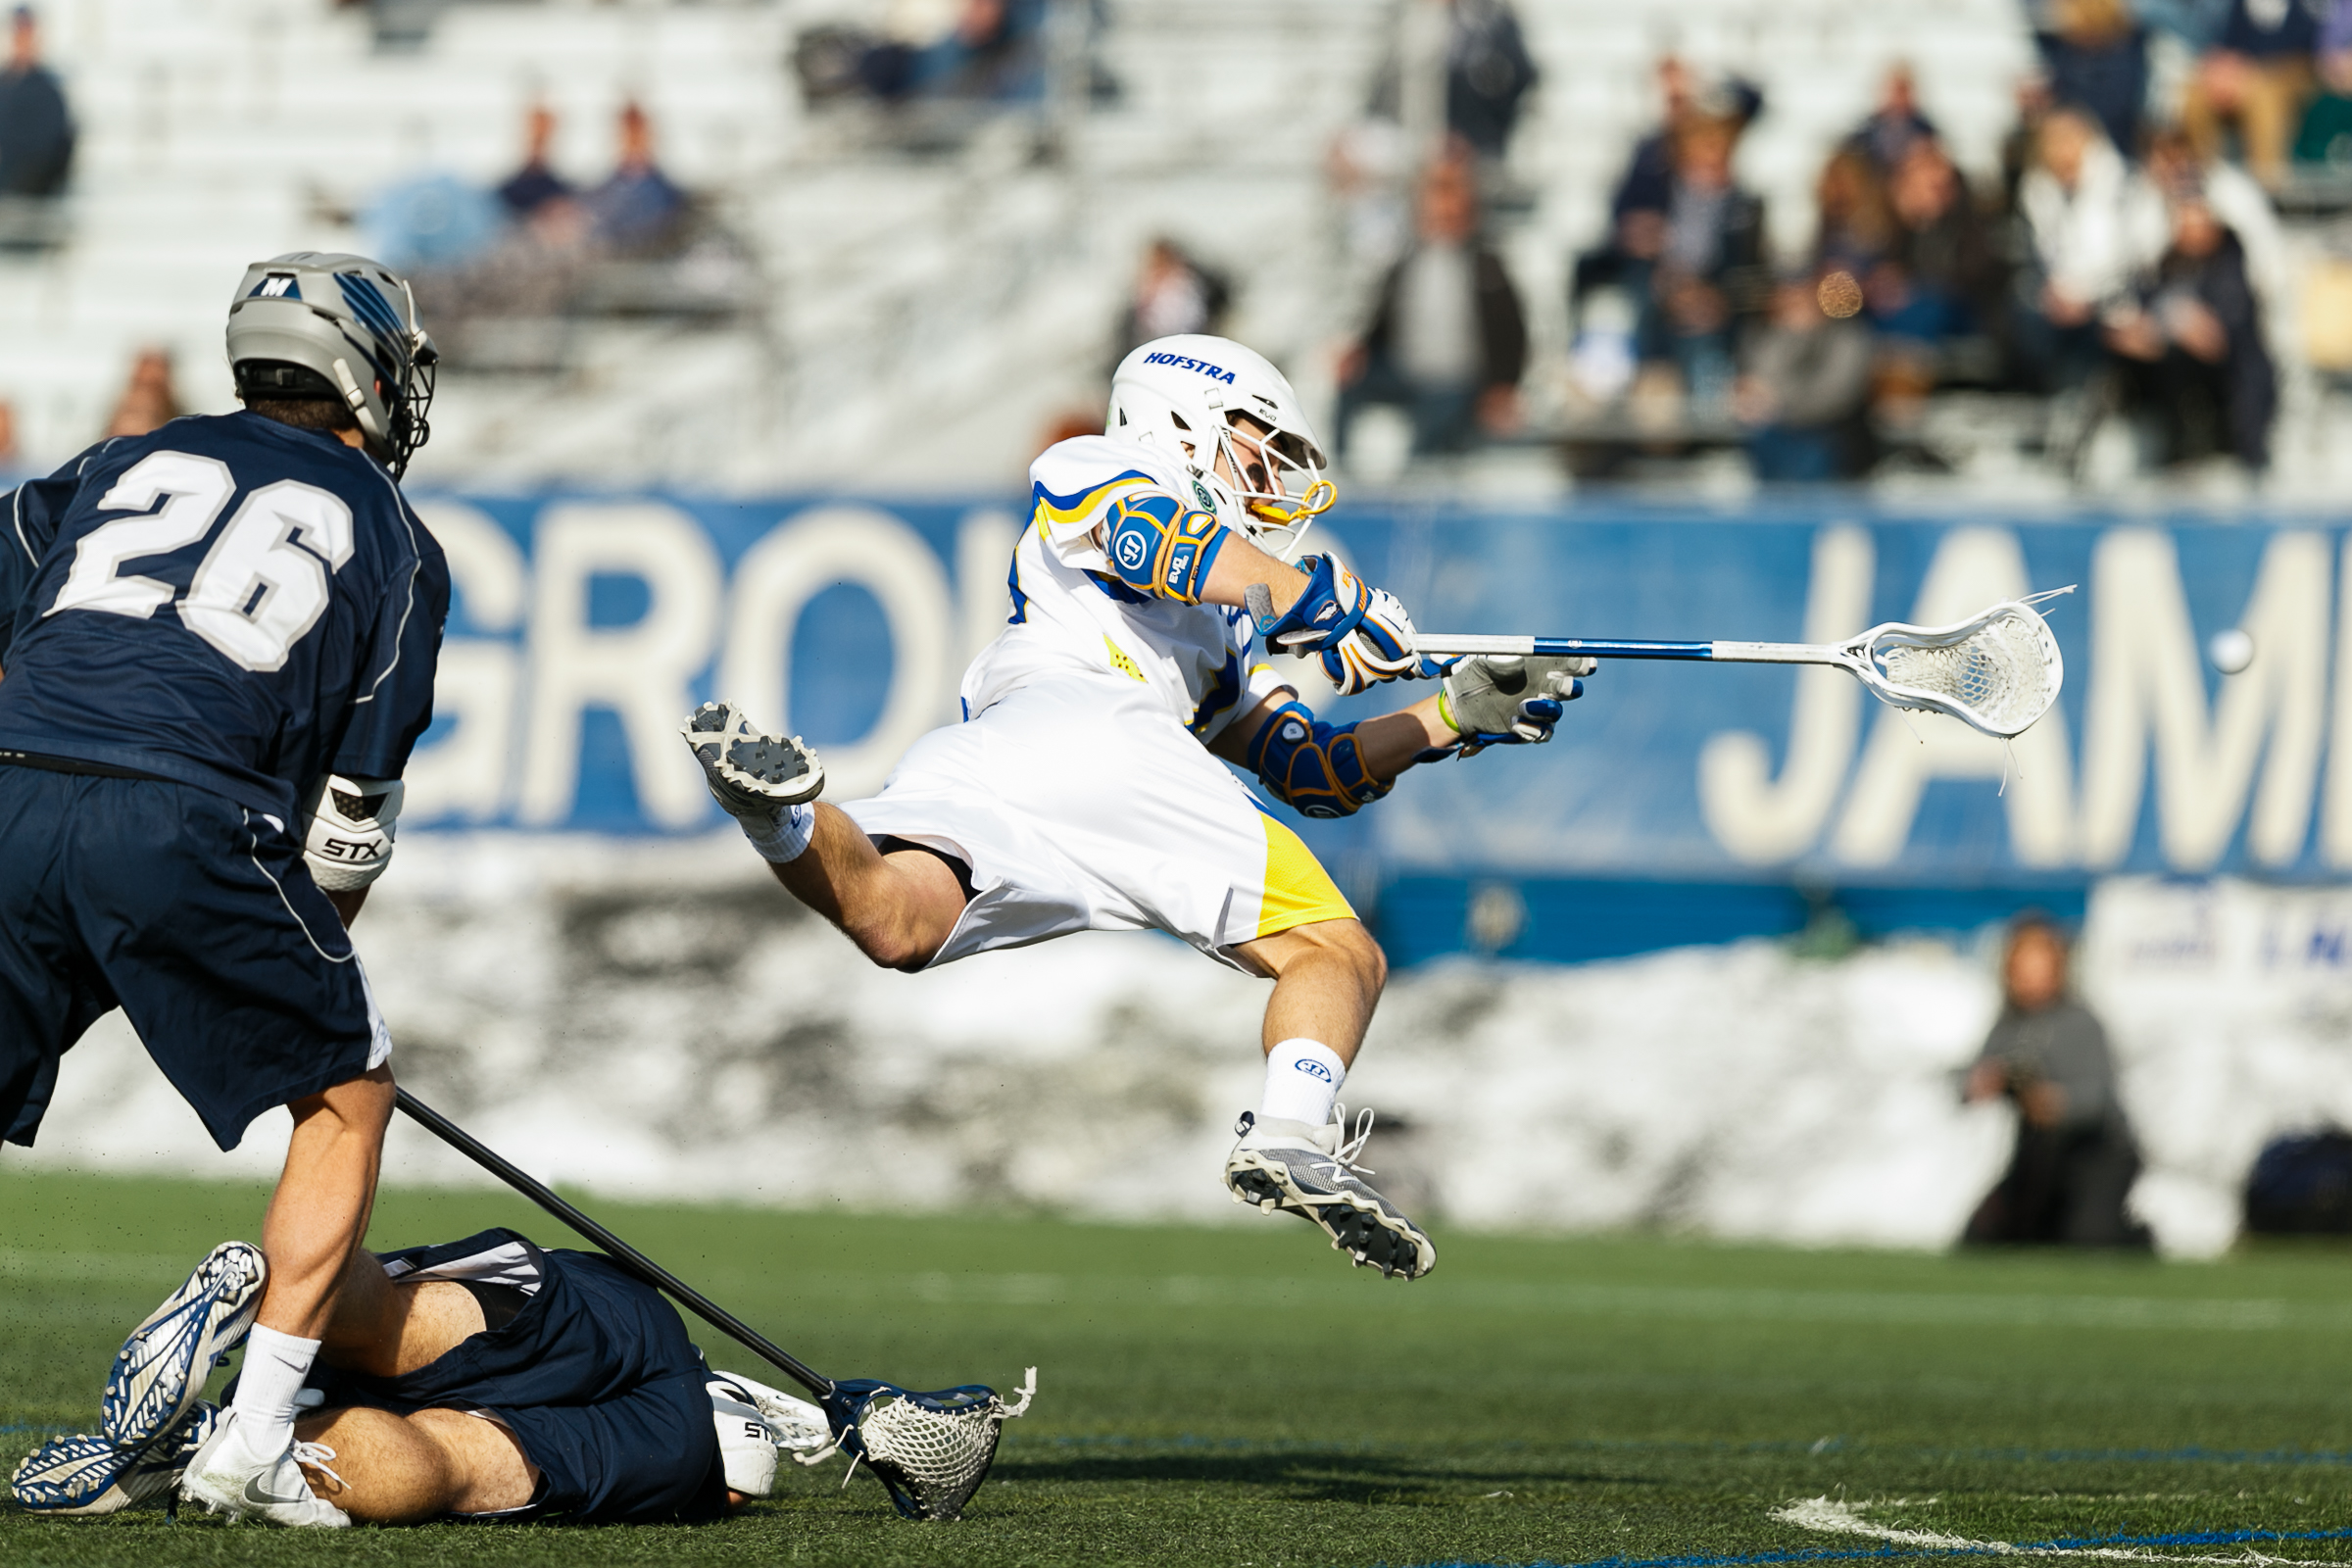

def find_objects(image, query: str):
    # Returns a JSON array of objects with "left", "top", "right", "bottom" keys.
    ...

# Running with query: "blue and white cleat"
[
  {"left": 10, "top": 1403, "right": 219, "bottom": 1514},
  {"left": 101, "top": 1242, "right": 267, "bottom": 1451}
]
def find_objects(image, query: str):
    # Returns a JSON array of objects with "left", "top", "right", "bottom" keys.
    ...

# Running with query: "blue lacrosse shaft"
[
  {"left": 1524, "top": 638, "right": 1713, "bottom": 660},
  {"left": 1413, "top": 634, "right": 1830, "bottom": 664},
  {"left": 1414, "top": 635, "right": 1718, "bottom": 660}
]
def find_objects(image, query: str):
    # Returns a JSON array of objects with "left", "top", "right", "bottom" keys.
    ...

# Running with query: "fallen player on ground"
[{"left": 10, "top": 1231, "right": 828, "bottom": 1525}]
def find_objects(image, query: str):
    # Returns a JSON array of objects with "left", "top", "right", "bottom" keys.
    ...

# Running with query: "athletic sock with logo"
[
  {"left": 1257, "top": 1039, "right": 1346, "bottom": 1126},
  {"left": 229, "top": 1326, "right": 321, "bottom": 1461}
]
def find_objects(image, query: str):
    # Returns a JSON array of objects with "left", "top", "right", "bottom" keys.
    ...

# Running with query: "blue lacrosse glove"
[
  {"left": 1252, "top": 555, "right": 1434, "bottom": 697},
  {"left": 1433, "top": 654, "right": 1591, "bottom": 759}
]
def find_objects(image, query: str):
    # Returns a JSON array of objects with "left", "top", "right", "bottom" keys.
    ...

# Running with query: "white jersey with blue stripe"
[{"left": 960, "top": 435, "right": 1285, "bottom": 742}]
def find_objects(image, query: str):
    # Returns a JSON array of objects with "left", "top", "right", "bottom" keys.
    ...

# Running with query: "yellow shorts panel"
[{"left": 1255, "top": 814, "right": 1356, "bottom": 939}]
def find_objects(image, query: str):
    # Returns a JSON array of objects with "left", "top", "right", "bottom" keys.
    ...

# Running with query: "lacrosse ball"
[{"left": 2208, "top": 628, "right": 2255, "bottom": 675}]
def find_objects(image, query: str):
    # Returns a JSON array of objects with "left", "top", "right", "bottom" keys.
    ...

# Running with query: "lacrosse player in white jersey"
[{"left": 683, "top": 334, "right": 1588, "bottom": 1281}]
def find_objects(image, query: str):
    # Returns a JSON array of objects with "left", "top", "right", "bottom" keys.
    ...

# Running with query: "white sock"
[
  {"left": 742, "top": 803, "right": 816, "bottom": 863},
  {"left": 230, "top": 1326, "right": 320, "bottom": 1459},
  {"left": 1257, "top": 1039, "right": 1346, "bottom": 1126}
]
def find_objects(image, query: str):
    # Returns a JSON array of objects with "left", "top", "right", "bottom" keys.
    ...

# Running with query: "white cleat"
[
  {"left": 681, "top": 701, "right": 825, "bottom": 810},
  {"left": 101, "top": 1241, "right": 267, "bottom": 1450},
  {"left": 177, "top": 1409, "right": 351, "bottom": 1528},
  {"left": 1223, "top": 1107, "right": 1437, "bottom": 1280},
  {"left": 10, "top": 1404, "right": 218, "bottom": 1514}
]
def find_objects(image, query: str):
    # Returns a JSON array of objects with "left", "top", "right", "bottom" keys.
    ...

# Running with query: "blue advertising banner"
[{"left": 405, "top": 493, "right": 2349, "bottom": 955}]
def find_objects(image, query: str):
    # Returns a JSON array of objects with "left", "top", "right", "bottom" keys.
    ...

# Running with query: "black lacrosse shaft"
[{"left": 393, "top": 1087, "right": 834, "bottom": 1400}]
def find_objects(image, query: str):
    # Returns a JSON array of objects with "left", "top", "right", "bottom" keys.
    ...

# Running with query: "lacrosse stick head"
[
  {"left": 820, "top": 1369, "right": 1035, "bottom": 1521},
  {"left": 1847, "top": 591, "right": 2067, "bottom": 739}
]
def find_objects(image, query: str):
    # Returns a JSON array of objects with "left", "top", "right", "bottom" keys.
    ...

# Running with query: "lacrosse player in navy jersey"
[
  {"left": 12, "top": 1233, "right": 831, "bottom": 1525},
  {"left": 684, "top": 334, "right": 1591, "bottom": 1284},
  {"left": 0, "top": 252, "right": 448, "bottom": 1526}
]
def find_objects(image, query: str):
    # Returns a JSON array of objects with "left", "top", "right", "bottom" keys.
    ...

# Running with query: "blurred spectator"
[
  {"left": 1998, "top": 74, "right": 2058, "bottom": 213},
  {"left": 1337, "top": 145, "right": 1528, "bottom": 458},
  {"left": 2035, "top": 0, "right": 2151, "bottom": 159},
  {"left": 1882, "top": 137, "right": 2001, "bottom": 345},
  {"left": 1596, "top": 60, "right": 1762, "bottom": 249},
  {"left": 2182, "top": 0, "right": 2329, "bottom": 189},
  {"left": 1848, "top": 63, "right": 1937, "bottom": 172},
  {"left": 2292, "top": 0, "right": 2352, "bottom": 164},
  {"left": 2014, "top": 108, "right": 2136, "bottom": 390},
  {"left": 0, "top": 398, "right": 16, "bottom": 466},
  {"left": 0, "top": 6, "right": 73, "bottom": 198},
  {"left": 1444, "top": 0, "right": 1539, "bottom": 162},
  {"left": 1603, "top": 55, "right": 1695, "bottom": 236},
  {"left": 102, "top": 348, "right": 180, "bottom": 439},
  {"left": 2105, "top": 188, "right": 2277, "bottom": 466},
  {"left": 1735, "top": 270, "right": 1874, "bottom": 480},
  {"left": 1962, "top": 917, "right": 2149, "bottom": 1249},
  {"left": 583, "top": 102, "right": 686, "bottom": 254},
  {"left": 852, "top": 0, "right": 1045, "bottom": 104},
  {"left": 1812, "top": 147, "right": 1899, "bottom": 278},
  {"left": 1634, "top": 106, "right": 1768, "bottom": 413},
  {"left": 497, "top": 102, "right": 573, "bottom": 220},
  {"left": 1113, "top": 238, "right": 1230, "bottom": 363},
  {"left": 360, "top": 172, "right": 502, "bottom": 273},
  {"left": 2132, "top": 123, "right": 2285, "bottom": 314}
]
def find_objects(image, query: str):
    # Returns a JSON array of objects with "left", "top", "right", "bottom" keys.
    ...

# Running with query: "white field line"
[{"left": 1775, "top": 1497, "right": 2318, "bottom": 1563}]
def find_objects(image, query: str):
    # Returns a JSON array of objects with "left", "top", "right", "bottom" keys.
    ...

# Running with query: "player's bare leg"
[
  {"left": 1236, "top": 918, "right": 1387, "bottom": 1061},
  {"left": 292, "top": 1405, "right": 535, "bottom": 1524},
  {"left": 1224, "top": 918, "right": 1433, "bottom": 1280},
  {"left": 683, "top": 702, "right": 969, "bottom": 970},
  {"left": 179, "top": 1064, "right": 394, "bottom": 1526},
  {"left": 261, "top": 1066, "right": 397, "bottom": 1342},
  {"left": 766, "top": 805, "right": 968, "bottom": 972},
  {"left": 291, "top": 1262, "right": 537, "bottom": 1522}
]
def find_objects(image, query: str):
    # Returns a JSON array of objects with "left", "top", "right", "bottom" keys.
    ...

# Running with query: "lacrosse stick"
[
  {"left": 1410, "top": 588, "right": 2072, "bottom": 740},
  {"left": 393, "top": 1089, "right": 1033, "bottom": 1521}
]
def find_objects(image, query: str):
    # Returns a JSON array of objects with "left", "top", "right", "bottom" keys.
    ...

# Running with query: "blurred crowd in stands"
[
  {"left": 1309, "top": 0, "right": 2352, "bottom": 483},
  {"left": 354, "top": 99, "right": 755, "bottom": 369}
]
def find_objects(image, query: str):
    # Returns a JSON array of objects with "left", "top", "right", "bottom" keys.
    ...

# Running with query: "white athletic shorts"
[{"left": 841, "top": 672, "right": 1355, "bottom": 971}]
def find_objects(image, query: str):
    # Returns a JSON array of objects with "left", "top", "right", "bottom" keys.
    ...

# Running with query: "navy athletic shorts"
[
  {"left": 0, "top": 762, "right": 385, "bottom": 1152},
  {"left": 303, "top": 1230, "right": 730, "bottom": 1526}
]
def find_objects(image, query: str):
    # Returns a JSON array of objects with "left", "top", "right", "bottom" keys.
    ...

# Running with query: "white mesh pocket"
[{"left": 1864, "top": 600, "right": 2064, "bottom": 738}]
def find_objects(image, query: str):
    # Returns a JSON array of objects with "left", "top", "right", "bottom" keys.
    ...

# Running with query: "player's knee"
[
  {"left": 1269, "top": 917, "right": 1386, "bottom": 996},
  {"left": 1328, "top": 920, "right": 1389, "bottom": 997},
  {"left": 843, "top": 915, "right": 934, "bottom": 974}
]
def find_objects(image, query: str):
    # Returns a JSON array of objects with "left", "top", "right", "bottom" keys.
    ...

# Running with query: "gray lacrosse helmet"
[{"left": 224, "top": 251, "right": 438, "bottom": 476}]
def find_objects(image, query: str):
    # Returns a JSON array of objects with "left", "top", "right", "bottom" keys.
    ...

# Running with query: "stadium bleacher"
[{"left": 4, "top": 0, "right": 2350, "bottom": 492}]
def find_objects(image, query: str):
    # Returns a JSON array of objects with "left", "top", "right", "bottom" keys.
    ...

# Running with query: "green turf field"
[{"left": 3, "top": 1166, "right": 2349, "bottom": 1567}]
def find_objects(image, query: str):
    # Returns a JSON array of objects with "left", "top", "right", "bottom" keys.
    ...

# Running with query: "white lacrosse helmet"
[{"left": 1105, "top": 334, "right": 1335, "bottom": 561}]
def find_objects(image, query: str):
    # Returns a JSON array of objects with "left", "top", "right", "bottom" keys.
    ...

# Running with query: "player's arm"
[
  {"left": 1208, "top": 652, "right": 1590, "bottom": 818},
  {"left": 1090, "top": 492, "right": 1423, "bottom": 696}
]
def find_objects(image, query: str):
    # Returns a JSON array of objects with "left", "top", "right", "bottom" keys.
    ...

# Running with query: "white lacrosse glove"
[
  {"left": 303, "top": 775, "right": 404, "bottom": 891},
  {"left": 710, "top": 1369, "right": 833, "bottom": 1446},
  {"left": 681, "top": 701, "right": 826, "bottom": 863},
  {"left": 1249, "top": 555, "right": 1436, "bottom": 697},
  {"left": 1437, "top": 654, "right": 1593, "bottom": 758},
  {"left": 1324, "top": 585, "right": 1428, "bottom": 696}
]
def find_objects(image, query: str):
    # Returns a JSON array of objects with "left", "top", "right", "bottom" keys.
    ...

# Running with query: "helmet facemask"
[{"left": 1189, "top": 410, "right": 1334, "bottom": 563}]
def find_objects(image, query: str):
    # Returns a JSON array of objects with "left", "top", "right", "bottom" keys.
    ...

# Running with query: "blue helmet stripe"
[{"left": 336, "top": 273, "right": 405, "bottom": 346}]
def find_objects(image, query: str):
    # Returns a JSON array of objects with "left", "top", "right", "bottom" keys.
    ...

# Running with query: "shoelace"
[
  {"left": 289, "top": 1441, "right": 347, "bottom": 1493},
  {"left": 1307, "top": 1105, "right": 1377, "bottom": 1184}
]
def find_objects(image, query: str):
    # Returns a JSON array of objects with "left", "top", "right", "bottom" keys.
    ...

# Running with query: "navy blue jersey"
[{"left": 0, "top": 412, "right": 447, "bottom": 822}]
